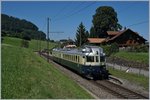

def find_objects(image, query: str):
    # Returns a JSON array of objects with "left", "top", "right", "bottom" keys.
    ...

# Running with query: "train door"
[{"left": 80, "top": 56, "right": 86, "bottom": 65}]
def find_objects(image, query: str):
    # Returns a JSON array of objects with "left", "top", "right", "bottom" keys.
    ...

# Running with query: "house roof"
[
  {"left": 88, "top": 38, "right": 106, "bottom": 43},
  {"left": 107, "top": 31, "right": 121, "bottom": 35},
  {"left": 108, "top": 29, "right": 146, "bottom": 41},
  {"left": 87, "top": 29, "right": 146, "bottom": 45}
]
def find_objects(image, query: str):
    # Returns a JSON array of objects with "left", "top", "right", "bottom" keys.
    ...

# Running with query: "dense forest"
[{"left": 1, "top": 14, "right": 46, "bottom": 40}]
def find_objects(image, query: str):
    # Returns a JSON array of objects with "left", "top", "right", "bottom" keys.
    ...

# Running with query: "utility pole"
[
  {"left": 39, "top": 32, "right": 41, "bottom": 56},
  {"left": 37, "top": 36, "right": 39, "bottom": 51},
  {"left": 39, "top": 33, "right": 41, "bottom": 51},
  {"left": 47, "top": 17, "right": 50, "bottom": 62}
]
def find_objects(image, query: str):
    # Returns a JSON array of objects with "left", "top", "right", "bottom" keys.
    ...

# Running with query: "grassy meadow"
[
  {"left": 2, "top": 37, "right": 57, "bottom": 51},
  {"left": 112, "top": 51, "right": 149, "bottom": 64},
  {"left": 109, "top": 51, "right": 149, "bottom": 90},
  {"left": 2, "top": 37, "right": 93, "bottom": 99}
]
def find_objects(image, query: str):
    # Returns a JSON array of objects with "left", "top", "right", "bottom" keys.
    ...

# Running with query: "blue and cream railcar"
[{"left": 52, "top": 45, "right": 108, "bottom": 79}]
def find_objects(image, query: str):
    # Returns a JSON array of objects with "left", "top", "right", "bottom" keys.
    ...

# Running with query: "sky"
[{"left": 1, "top": 1, "right": 149, "bottom": 41}]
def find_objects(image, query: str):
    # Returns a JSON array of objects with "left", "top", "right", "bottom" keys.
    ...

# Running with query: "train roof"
[
  {"left": 52, "top": 45, "right": 103, "bottom": 56},
  {"left": 53, "top": 48, "right": 84, "bottom": 55}
]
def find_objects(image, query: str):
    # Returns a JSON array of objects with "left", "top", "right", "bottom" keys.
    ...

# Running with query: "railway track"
[
  {"left": 90, "top": 80, "right": 148, "bottom": 99},
  {"left": 39, "top": 52, "right": 148, "bottom": 99}
]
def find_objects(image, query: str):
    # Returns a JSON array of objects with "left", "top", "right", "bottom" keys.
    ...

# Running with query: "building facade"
[{"left": 88, "top": 29, "right": 147, "bottom": 47}]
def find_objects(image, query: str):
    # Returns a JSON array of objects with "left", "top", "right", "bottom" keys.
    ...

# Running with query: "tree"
[
  {"left": 75, "top": 22, "right": 88, "bottom": 47},
  {"left": 85, "top": 31, "right": 90, "bottom": 38},
  {"left": 92, "top": 6, "right": 122, "bottom": 38},
  {"left": 1, "top": 14, "right": 46, "bottom": 40},
  {"left": 89, "top": 26, "right": 97, "bottom": 38}
]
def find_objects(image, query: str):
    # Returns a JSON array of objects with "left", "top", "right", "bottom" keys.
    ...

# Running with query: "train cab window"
[
  {"left": 100, "top": 56, "right": 105, "bottom": 62},
  {"left": 96, "top": 51, "right": 98, "bottom": 55},
  {"left": 96, "top": 56, "right": 99, "bottom": 62},
  {"left": 86, "top": 56, "right": 94, "bottom": 62}
]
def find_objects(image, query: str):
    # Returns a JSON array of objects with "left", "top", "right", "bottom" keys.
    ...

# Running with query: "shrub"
[
  {"left": 101, "top": 45, "right": 111, "bottom": 56},
  {"left": 2, "top": 37, "right": 4, "bottom": 43},
  {"left": 128, "top": 45, "right": 148, "bottom": 53},
  {"left": 110, "top": 42, "right": 119, "bottom": 54},
  {"left": 137, "top": 45, "right": 148, "bottom": 52},
  {"left": 101, "top": 43, "right": 119, "bottom": 56},
  {"left": 1, "top": 31, "right": 7, "bottom": 37},
  {"left": 22, "top": 35, "right": 31, "bottom": 41},
  {"left": 21, "top": 39, "right": 29, "bottom": 48}
]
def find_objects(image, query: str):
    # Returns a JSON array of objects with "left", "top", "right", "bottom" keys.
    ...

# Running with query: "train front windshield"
[
  {"left": 86, "top": 56, "right": 99, "bottom": 62},
  {"left": 100, "top": 56, "right": 105, "bottom": 62},
  {"left": 86, "top": 56, "right": 94, "bottom": 62}
]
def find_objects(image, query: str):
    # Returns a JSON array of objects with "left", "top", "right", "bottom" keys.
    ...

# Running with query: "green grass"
[
  {"left": 2, "top": 37, "right": 57, "bottom": 51},
  {"left": 1, "top": 37, "right": 93, "bottom": 99},
  {"left": 108, "top": 67, "right": 149, "bottom": 90},
  {"left": 112, "top": 51, "right": 149, "bottom": 64},
  {"left": 2, "top": 37, "right": 22, "bottom": 47},
  {"left": 29, "top": 39, "right": 57, "bottom": 51}
]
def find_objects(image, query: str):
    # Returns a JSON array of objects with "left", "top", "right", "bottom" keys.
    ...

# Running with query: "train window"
[
  {"left": 76, "top": 56, "right": 78, "bottom": 62},
  {"left": 96, "top": 56, "right": 99, "bottom": 62},
  {"left": 96, "top": 51, "right": 98, "bottom": 55},
  {"left": 74, "top": 56, "right": 76, "bottom": 61},
  {"left": 71, "top": 55, "right": 72, "bottom": 61},
  {"left": 100, "top": 56, "right": 105, "bottom": 62},
  {"left": 78, "top": 56, "right": 79, "bottom": 62},
  {"left": 74, "top": 56, "right": 75, "bottom": 61},
  {"left": 86, "top": 56, "right": 94, "bottom": 62}
]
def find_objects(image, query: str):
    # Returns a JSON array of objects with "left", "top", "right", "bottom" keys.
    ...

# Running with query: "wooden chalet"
[
  {"left": 87, "top": 38, "right": 106, "bottom": 45},
  {"left": 88, "top": 29, "right": 147, "bottom": 47}
]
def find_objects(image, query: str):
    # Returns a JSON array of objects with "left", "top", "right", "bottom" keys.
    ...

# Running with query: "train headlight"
[
  {"left": 103, "top": 53, "right": 105, "bottom": 56},
  {"left": 82, "top": 49, "right": 86, "bottom": 53}
]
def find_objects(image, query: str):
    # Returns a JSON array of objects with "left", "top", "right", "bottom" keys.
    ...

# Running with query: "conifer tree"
[{"left": 75, "top": 22, "right": 88, "bottom": 47}]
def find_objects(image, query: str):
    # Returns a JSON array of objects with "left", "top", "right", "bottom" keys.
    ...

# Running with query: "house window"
[{"left": 129, "top": 40, "right": 132, "bottom": 43}]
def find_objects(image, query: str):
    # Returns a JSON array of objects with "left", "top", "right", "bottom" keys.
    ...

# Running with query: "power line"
[
  {"left": 53, "top": 1, "right": 85, "bottom": 21},
  {"left": 117, "top": 2, "right": 138, "bottom": 14},
  {"left": 126, "top": 20, "right": 148, "bottom": 28},
  {"left": 67, "top": 2, "right": 96, "bottom": 17},
  {"left": 53, "top": 1, "right": 96, "bottom": 22},
  {"left": 52, "top": 2, "right": 73, "bottom": 20}
]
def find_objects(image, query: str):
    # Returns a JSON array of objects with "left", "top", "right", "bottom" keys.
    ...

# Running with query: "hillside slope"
[
  {"left": 1, "top": 14, "right": 46, "bottom": 40},
  {"left": 1, "top": 37, "right": 93, "bottom": 99}
]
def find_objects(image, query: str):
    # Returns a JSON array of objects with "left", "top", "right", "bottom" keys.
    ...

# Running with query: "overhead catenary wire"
[
  {"left": 52, "top": 1, "right": 85, "bottom": 21},
  {"left": 52, "top": 1, "right": 135, "bottom": 23},
  {"left": 117, "top": 2, "right": 139, "bottom": 14},
  {"left": 41, "top": 1, "right": 148, "bottom": 43},
  {"left": 52, "top": 2, "right": 73, "bottom": 21},
  {"left": 126, "top": 20, "right": 148, "bottom": 28},
  {"left": 53, "top": 1, "right": 97, "bottom": 22}
]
